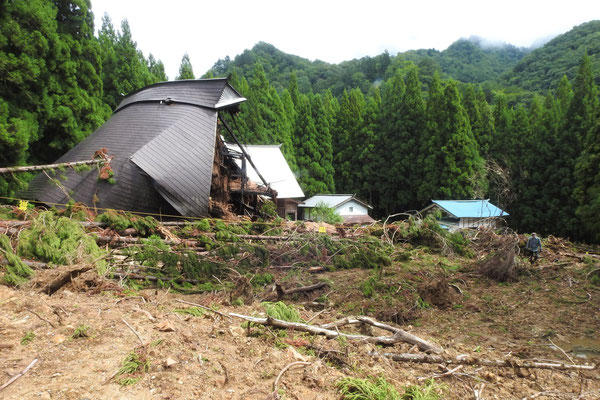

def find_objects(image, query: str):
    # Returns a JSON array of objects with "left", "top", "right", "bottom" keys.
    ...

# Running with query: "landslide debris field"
[{"left": 0, "top": 206, "right": 599, "bottom": 399}]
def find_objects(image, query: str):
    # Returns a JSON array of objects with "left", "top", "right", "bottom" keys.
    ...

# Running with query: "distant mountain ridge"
[
  {"left": 207, "top": 37, "right": 530, "bottom": 95},
  {"left": 501, "top": 20, "right": 600, "bottom": 91}
]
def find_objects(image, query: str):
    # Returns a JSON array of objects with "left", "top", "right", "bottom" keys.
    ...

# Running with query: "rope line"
[{"left": 0, "top": 195, "right": 276, "bottom": 225}]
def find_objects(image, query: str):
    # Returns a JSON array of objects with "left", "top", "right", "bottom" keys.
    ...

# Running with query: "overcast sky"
[{"left": 91, "top": 0, "right": 600, "bottom": 80}]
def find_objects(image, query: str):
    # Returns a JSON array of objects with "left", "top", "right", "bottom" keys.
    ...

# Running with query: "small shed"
[
  {"left": 420, "top": 199, "right": 509, "bottom": 231},
  {"left": 225, "top": 143, "right": 304, "bottom": 219},
  {"left": 299, "top": 194, "right": 375, "bottom": 224}
]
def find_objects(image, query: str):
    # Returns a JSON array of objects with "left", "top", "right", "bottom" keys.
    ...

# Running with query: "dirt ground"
[{"left": 1, "top": 242, "right": 599, "bottom": 399}]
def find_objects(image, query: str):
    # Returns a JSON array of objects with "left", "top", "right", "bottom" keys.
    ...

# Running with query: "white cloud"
[{"left": 92, "top": 0, "right": 600, "bottom": 80}]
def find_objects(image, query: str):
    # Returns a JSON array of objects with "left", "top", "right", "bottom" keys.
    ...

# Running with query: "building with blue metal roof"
[{"left": 420, "top": 199, "right": 509, "bottom": 231}]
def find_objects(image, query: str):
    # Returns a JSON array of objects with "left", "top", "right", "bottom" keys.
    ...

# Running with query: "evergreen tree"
[
  {"left": 332, "top": 88, "right": 366, "bottom": 194},
  {"left": 148, "top": 54, "right": 167, "bottom": 81},
  {"left": 241, "top": 64, "right": 296, "bottom": 168},
  {"left": 474, "top": 86, "right": 496, "bottom": 157},
  {"left": 573, "top": 54, "right": 600, "bottom": 241},
  {"left": 309, "top": 93, "right": 335, "bottom": 192},
  {"left": 31, "top": 0, "right": 110, "bottom": 162},
  {"left": 420, "top": 81, "right": 486, "bottom": 201},
  {"left": 378, "top": 66, "right": 425, "bottom": 213},
  {"left": 574, "top": 121, "right": 600, "bottom": 242},
  {"left": 292, "top": 94, "right": 329, "bottom": 195},
  {"left": 558, "top": 53, "right": 599, "bottom": 237},
  {"left": 176, "top": 53, "right": 195, "bottom": 80},
  {"left": 99, "top": 18, "right": 154, "bottom": 110}
]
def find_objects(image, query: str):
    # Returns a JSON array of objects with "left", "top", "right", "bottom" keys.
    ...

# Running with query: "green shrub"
[
  {"left": 251, "top": 272, "right": 274, "bottom": 287},
  {"left": 17, "top": 212, "right": 105, "bottom": 266},
  {"left": 311, "top": 201, "right": 343, "bottom": 224},
  {"left": 262, "top": 301, "right": 301, "bottom": 322},
  {"left": 337, "top": 376, "right": 401, "bottom": 400},
  {"left": 0, "top": 234, "right": 33, "bottom": 286},
  {"left": 97, "top": 210, "right": 158, "bottom": 236}
]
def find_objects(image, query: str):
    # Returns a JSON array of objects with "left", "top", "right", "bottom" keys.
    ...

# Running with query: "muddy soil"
[{"left": 1, "top": 246, "right": 599, "bottom": 399}]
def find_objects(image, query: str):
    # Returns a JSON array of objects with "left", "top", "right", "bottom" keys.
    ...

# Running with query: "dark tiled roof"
[
  {"left": 342, "top": 215, "right": 376, "bottom": 225},
  {"left": 24, "top": 79, "right": 244, "bottom": 217}
]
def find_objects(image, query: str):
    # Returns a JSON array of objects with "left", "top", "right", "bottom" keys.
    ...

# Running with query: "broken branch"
[
  {"left": 229, "top": 313, "right": 441, "bottom": 353},
  {"left": 0, "top": 358, "right": 38, "bottom": 392}
]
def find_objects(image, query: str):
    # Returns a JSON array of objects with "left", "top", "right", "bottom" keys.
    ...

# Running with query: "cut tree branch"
[
  {"left": 0, "top": 159, "right": 104, "bottom": 174},
  {"left": 229, "top": 312, "right": 441, "bottom": 353}
]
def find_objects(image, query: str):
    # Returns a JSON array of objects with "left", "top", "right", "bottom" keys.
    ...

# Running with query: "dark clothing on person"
[{"left": 526, "top": 236, "right": 542, "bottom": 252}]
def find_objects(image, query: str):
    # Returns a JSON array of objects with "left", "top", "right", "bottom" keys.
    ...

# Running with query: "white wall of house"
[
  {"left": 336, "top": 200, "right": 369, "bottom": 216},
  {"left": 455, "top": 217, "right": 499, "bottom": 230},
  {"left": 301, "top": 200, "right": 370, "bottom": 220}
]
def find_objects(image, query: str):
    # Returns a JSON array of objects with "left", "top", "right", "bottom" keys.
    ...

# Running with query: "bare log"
[
  {"left": 1, "top": 257, "right": 50, "bottom": 269},
  {"left": 229, "top": 313, "right": 441, "bottom": 353},
  {"left": 318, "top": 316, "right": 442, "bottom": 353},
  {"left": 370, "top": 352, "right": 597, "bottom": 371},
  {"left": 0, "top": 159, "right": 104, "bottom": 174},
  {"left": 282, "top": 282, "right": 328, "bottom": 295},
  {"left": 110, "top": 272, "right": 202, "bottom": 286},
  {"left": 42, "top": 265, "right": 93, "bottom": 295}
]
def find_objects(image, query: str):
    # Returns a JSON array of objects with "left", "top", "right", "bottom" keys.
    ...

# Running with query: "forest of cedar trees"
[{"left": 1, "top": 1, "right": 600, "bottom": 242}]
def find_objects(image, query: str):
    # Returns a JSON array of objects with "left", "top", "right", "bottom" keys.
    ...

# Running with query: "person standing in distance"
[{"left": 526, "top": 232, "right": 542, "bottom": 265}]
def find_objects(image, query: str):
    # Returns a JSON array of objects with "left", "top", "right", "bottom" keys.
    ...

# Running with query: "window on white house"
[{"left": 349, "top": 206, "right": 353, "bottom": 212}]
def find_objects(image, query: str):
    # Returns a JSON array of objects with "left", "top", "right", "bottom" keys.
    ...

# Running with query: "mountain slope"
[
  {"left": 501, "top": 20, "right": 600, "bottom": 91},
  {"left": 206, "top": 38, "right": 528, "bottom": 96}
]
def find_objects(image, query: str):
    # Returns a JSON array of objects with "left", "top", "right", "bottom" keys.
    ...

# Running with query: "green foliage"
[
  {"left": 502, "top": 21, "right": 600, "bottom": 91},
  {"left": 17, "top": 212, "right": 105, "bottom": 265},
  {"left": 176, "top": 53, "right": 195, "bottom": 80},
  {"left": 124, "top": 235, "right": 221, "bottom": 283},
  {"left": 262, "top": 301, "right": 301, "bottom": 322},
  {"left": 193, "top": 219, "right": 211, "bottom": 232},
  {"left": 97, "top": 210, "right": 158, "bottom": 236},
  {"left": 70, "top": 324, "right": 91, "bottom": 339},
  {"left": 337, "top": 376, "right": 401, "bottom": 400},
  {"left": 250, "top": 272, "right": 274, "bottom": 287},
  {"left": 310, "top": 201, "right": 343, "bottom": 224},
  {"left": 0, "top": 234, "right": 33, "bottom": 286},
  {"left": 21, "top": 331, "right": 35, "bottom": 345},
  {"left": 260, "top": 200, "right": 278, "bottom": 219},
  {"left": 173, "top": 307, "right": 205, "bottom": 317},
  {"left": 115, "top": 350, "right": 150, "bottom": 386},
  {"left": 401, "top": 379, "right": 444, "bottom": 400}
]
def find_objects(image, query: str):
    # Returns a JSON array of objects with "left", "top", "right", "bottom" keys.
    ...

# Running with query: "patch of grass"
[
  {"left": 401, "top": 379, "right": 445, "bottom": 399},
  {"left": 172, "top": 307, "right": 205, "bottom": 317},
  {"left": 71, "top": 324, "right": 91, "bottom": 339},
  {"left": 115, "top": 349, "right": 150, "bottom": 386},
  {"left": 337, "top": 376, "right": 401, "bottom": 399},
  {"left": 262, "top": 301, "right": 301, "bottom": 322},
  {"left": 250, "top": 272, "right": 274, "bottom": 287},
  {"left": 21, "top": 331, "right": 35, "bottom": 345}
]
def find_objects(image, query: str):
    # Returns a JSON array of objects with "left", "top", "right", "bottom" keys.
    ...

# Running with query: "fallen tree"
[{"left": 228, "top": 312, "right": 442, "bottom": 353}]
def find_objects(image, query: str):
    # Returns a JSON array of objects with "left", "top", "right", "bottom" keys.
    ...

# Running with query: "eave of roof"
[{"left": 426, "top": 199, "right": 509, "bottom": 218}]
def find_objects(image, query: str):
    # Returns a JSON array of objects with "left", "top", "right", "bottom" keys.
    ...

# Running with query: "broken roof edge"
[{"left": 115, "top": 78, "right": 246, "bottom": 113}]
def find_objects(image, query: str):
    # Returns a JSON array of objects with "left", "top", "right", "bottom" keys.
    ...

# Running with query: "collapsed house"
[
  {"left": 420, "top": 199, "right": 509, "bottom": 231},
  {"left": 24, "top": 79, "right": 281, "bottom": 218},
  {"left": 225, "top": 143, "right": 304, "bottom": 219}
]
